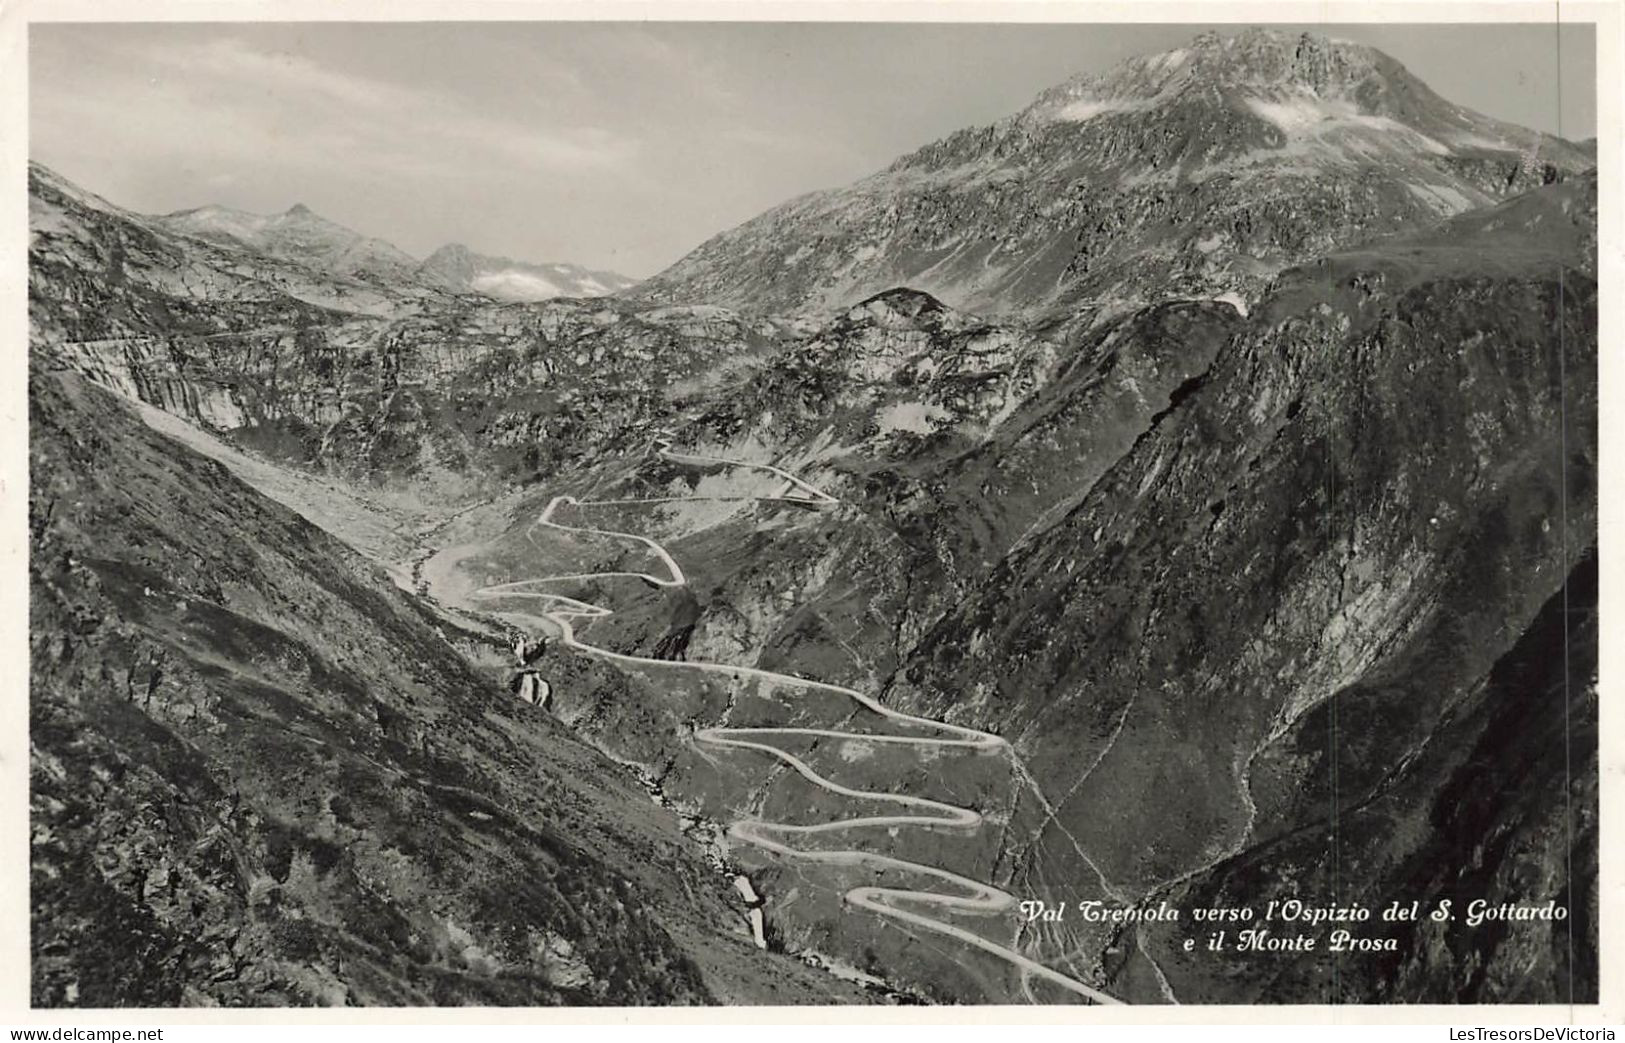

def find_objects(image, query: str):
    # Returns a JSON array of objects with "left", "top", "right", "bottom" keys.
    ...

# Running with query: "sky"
[{"left": 30, "top": 21, "right": 1597, "bottom": 279}]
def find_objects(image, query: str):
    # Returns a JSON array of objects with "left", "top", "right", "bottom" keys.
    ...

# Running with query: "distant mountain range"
[
  {"left": 416, "top": 242, "right": 636, "bottom": 301},
  {"left": 147, "top": 197, "right": 636, "bottom": 301},
  {"left": 152, "top": 202, "right": 421, "bottom": 280}
]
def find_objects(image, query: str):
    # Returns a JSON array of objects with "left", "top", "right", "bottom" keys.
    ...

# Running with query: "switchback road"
[{"left": 467, "top": 437, "right": 1120, "bottom": 1005}]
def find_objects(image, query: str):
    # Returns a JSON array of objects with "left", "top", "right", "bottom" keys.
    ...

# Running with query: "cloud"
[
  {"left": 599, "top": 25, "right": 744, "bottom": 110},
  {"left": 33, "top": 31, "right": 637, "bottom": 183}
]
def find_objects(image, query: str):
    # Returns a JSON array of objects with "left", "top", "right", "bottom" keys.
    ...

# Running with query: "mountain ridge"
[
  {"left": 30, "top": 162, "right": 636, "bottom": 301},
  {"left": 632, "top": 28, "right": 1594, "bottom": 322},
  {"left": 153, "top": 200, "right": 422, "bottom": 282}
]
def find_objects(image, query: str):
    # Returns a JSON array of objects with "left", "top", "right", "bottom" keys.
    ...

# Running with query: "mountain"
[
  {"left": 633, "top": 28, "right": 1594, "bottom": 322},
  {"left": 33, "top": 164, "right": 629, "bottom": 310},
  {"left": 27, "top": 25, "right": 1600, "bottom": 1006},
  {"left": 30, "top": 162, "right": 439, "bottom": 321},
  {"left": 418, "top": 243, "right": 637, "bottom": 302},
  {"left": 889, "top": 172, "right": 1598, "bottom": 1001},
  {"left": 30, "top": 160, "right": 789, "bottom": 498},
  {"left": 152, "top": 204, "right": 637, "bottom": 302},
  {"left": 153, "top": 202, "right": 422, "bottom": 283},
  {"left": 414, "top": 175, "right": 1598, "bottom": 1003},
  {"left": 29, "top": 363, "right": 867, "bottom": 1007}
]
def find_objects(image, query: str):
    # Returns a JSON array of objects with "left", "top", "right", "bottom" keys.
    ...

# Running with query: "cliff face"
[
  {"left": 887, "top": 172, "right": 1598, "bottom": 1000},
  {"left": 632, "top": 29, "right": 1591, "bottom": 323},
  {"left": 29, "top": 369, "right": 866, "bottom": 1007},
  {"left": 1152, "top": 548, "right": 1598, "bottom": 1003}
]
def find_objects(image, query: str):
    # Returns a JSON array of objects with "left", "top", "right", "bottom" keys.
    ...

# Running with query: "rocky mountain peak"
[
  {"left": 1183, "top": 26, "right": 1381, "bottom": 87},
  {"left": 630, "top": 25, "right": 1595, "bottom": 320},
  {"left": 1019, "top": 28, "right": 1425, "bottom": 127},
  {"left": 271, "top": 203, "right": 360, "bottom": 240},
  {"left": 419, "top": 242, "right": 477, "bottom": 278},
  {"left": 425, "top": 242, "right": 473, "bottom": 262}
]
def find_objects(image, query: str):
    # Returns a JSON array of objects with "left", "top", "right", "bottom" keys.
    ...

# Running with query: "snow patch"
[
  {"left": 1244, "top": 95, "right": 1352, "bottom": 132},
  {"left": 471, "top": 270, "right": 565, "bottom": 301},
  {"left": 1449, "top": 132, "right": 1512, "bottom": 151},
  {"left": 1245, "top": 95, "right": 1453, "bottom": 155},
  {"left": 1351, "top": 114, "right": 1450, "bottom": 155},
  {"left": 1214, "top": 292, "right": 1249, "bottom": 317},
  {"left": 1053, "top": 98, "right": 1138, "bottom": 122}
]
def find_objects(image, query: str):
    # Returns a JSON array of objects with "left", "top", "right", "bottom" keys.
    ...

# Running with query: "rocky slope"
[
  {"left": 29, "top": 366, "right": 868, "bottom": 1007},
  {"left": 888, "top": 171, "right": 1599, "bottom": 1000},
  {"left": 417, "top": 243, "right": 637, "bottom": 302},
  {"left": 633, "top": 28, "right": 1593, "bottom": 324},
  {"left": 33, "top": 164, "right": 632, "bottom": 323},
  {"left": 27, "top": 27, "right": 1600, "bottom": 1006},
  {"left": 30, "top": 161, "right": 793, "bottom": 498},
  {"left": 414, "top": 172, "right": 1596, "bottom": 1004},
  {"left": 29, "top": 164, "right": 427, "bottom": 325}
]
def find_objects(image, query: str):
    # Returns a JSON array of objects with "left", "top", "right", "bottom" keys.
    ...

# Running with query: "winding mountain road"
[{"left": 467, "top": 437, "right": 1120, "bottom": 1005}]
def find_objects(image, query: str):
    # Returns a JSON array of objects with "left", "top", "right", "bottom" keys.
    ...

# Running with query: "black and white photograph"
[{"left": 9, "top": 1, "right": 1616, "bottom": 1019}]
